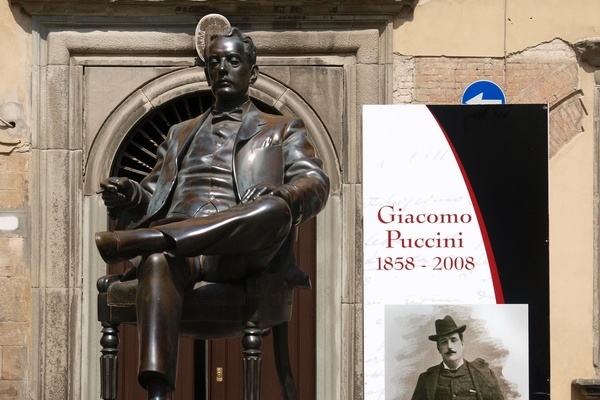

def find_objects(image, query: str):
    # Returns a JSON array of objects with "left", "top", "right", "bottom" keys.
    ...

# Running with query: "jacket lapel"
[
  {"left": 465, "top": 361, "right": 485, "bottom": 400},
  {"left": 235, "top": 102, "right": 267, "bottom": 143},
  {"left": 426, "top": 364, "right": 441, "bottom": 400},
  {"left": 176, "top": 108, "right": 212, "bottom": 161},
  {"left": 145, "top": 110, "right": 211, "bottom": 219},
  {"left": 233, "top": 103, "right": 268, "bottom": 198}
]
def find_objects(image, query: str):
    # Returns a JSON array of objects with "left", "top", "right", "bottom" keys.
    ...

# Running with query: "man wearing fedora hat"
[{"left": 411, "top": 315, "right": 504, "bottom": 400}]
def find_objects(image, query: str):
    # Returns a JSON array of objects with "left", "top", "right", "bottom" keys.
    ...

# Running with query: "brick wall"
[
  {"left": 0, "top": 152, "right": 29, "bottom": 400},
  {"left": 394, "top": 39, "right": 584, "bottom": 158}
]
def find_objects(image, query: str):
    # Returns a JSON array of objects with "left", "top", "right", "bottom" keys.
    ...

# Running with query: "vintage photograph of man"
[{"left": 384, "top": 305, "right": 528, "bottom": 400}]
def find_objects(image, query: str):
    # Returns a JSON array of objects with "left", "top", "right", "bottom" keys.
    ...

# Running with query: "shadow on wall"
[
  {"left": 392, "top": 2, "right": 416, "bottom": 29},
  {"left": 6, "top": 2, "right": 32, "bottom": 35}
]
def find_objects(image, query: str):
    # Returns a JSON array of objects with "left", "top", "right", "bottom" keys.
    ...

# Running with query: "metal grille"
[{"left": 111, "top": 92, "right": 279, "bottom": 181}]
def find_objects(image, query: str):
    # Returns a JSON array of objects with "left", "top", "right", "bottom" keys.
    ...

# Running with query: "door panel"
[{"left": 207, "top": 219, "right": 316, "bottom": 399}]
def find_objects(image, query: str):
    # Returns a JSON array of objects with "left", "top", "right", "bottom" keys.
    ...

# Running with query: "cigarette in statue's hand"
[{"left": 96, "top": 186, "right": 117, "bottom": 194}]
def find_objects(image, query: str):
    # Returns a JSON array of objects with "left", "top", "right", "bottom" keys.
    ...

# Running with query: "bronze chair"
[{"left": 97, "top": 235, "right": 307, "bottom": 400}]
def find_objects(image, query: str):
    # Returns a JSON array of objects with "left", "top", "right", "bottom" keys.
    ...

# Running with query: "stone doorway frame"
[{"left": 31, "top": 16, "right": 395, "bottom": 399}]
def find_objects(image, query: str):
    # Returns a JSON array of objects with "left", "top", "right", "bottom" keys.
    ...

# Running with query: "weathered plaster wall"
[
  {"left": 0, "top": 2, "right": 31, "bottom": 399},
  {"left": 394, "top": 1, "right": 599, "bottom": 399},
  {"left": 395, "top": 0, "right": 505, "bottom": 57},
  {"left": 395, "top": 0, "right": 600, "bottom": 56}
]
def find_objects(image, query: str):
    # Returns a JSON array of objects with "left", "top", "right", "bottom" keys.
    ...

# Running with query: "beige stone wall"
[
  {"left": 395, "top": 0, "right": 600, "bottom": 57},
  {"left": 394, "top": 1, "right": 599, "bottom": 399},
  {"left": 0, "top": 2, "right": 31, "bottom": 399}
]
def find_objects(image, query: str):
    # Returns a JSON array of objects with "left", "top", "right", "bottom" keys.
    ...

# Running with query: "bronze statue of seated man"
[{"left": 95, "top": 18, "right": 329, "bottom": 400}]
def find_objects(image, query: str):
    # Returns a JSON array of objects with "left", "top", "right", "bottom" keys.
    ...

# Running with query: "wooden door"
[{"left": 206, "top": 219, "right": 316, "bottom": 399}]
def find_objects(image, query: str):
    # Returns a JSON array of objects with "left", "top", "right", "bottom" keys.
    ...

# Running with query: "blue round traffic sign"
[{"left": 461, "top": 80, "right": 506, "bottom": 105}]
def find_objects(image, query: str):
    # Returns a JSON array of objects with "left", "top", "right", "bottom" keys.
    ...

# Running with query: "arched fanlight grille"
[{"left": 111, "top": 91, "right": 279, "bottom": 181}]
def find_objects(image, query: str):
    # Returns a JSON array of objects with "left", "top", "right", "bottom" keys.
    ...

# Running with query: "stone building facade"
[{"left": 1, "top": 0, "right": 600, "bottom": 399}]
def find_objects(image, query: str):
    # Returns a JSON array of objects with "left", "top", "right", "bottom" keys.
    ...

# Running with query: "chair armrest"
[{"left": 97, "top": 274, "right": 123, "bottom": 293}]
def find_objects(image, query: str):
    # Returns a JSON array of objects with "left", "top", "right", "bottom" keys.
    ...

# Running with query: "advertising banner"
[{"left": 363, "top": 105, "right": 549, "bottom": 400}]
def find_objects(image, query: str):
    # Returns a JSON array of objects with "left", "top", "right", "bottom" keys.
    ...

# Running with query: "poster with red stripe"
[{"left": 363, "top": 105, "right": 549, "bottom": 400}]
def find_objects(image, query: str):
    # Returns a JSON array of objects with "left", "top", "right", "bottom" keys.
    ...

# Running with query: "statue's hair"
[{"left": 206, "top": 27, "right": 257, "bottom": 65}]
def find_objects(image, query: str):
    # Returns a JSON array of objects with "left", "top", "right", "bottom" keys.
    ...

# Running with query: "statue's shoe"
[
  {"left": 286, "top": 264, "right": 312, "bottom": 289},
  {"left": 148, "top": 395, "right": 172, "bottom": 400},
  {"left": 95, "top": 229, "right": 169, "bottom": 263}
]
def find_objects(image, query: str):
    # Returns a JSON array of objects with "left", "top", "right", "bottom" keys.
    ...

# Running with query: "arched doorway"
[
  {"left": 36, "top": 21, "right": 387, "bottom": 400},
  {"left": 104, "top": 87, "right": 318, "bottom": 399}
]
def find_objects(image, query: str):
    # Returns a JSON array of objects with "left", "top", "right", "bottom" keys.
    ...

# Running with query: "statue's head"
[
  {"left": 203, "top": 29, "right": 259, "bottom": 108},
  {"left": 196, "top": 15, "right": 258, "bottom": 109},
  {"left": 205, "top": 27, "right": 257, "bottom": 67}
]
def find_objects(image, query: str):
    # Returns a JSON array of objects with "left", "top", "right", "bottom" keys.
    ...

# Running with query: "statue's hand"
[
  {"left": 242, "top": 183, "right": 302, "bottom": 224},
  {"left": 99, "top": 177, "right": 136, "bottom": 209},
  {"left": 240, "top": 184, "right": 278, "bottom": 204}
]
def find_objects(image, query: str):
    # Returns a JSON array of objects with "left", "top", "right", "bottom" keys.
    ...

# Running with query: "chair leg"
[
  {"left": 100, "top": 322, "right": 120, "bottom": 400},
  {"left": 272, "top": 322, "right": 297, "bottom": 400},
  {"left": 242, "top": 321, "right": 262, "bottom": 400}
]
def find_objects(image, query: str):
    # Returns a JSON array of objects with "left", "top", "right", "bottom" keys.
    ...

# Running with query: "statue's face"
[{"left": 205, "top": 35, "right": 258, "bottom": 108}]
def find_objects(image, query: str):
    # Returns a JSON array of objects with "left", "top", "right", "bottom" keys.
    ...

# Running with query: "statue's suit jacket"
[
  {"left": 411, "top": 359, "right": 504, "bottom": 400},
  {"left": 120, "top": 101, "right": 329, "bottom": 228},
  {"left": 116, "top": 101, "right": 329, "bottom": 276}
]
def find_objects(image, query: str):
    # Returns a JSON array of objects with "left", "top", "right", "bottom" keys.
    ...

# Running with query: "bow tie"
[{"left": 211, "top": 108, "right": 243, "bottom": 123}]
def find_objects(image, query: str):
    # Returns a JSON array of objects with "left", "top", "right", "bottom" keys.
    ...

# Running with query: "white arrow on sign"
[{"left": 465, "top": 92, "right": 504, "bottom": 105}]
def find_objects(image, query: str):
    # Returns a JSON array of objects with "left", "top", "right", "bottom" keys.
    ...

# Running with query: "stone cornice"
[
  {"left": 11, "top": 0, "right": 417, "bottom": 18},
  {"left": 573, "top": 379, "right": 600, "bottom": 399}
]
